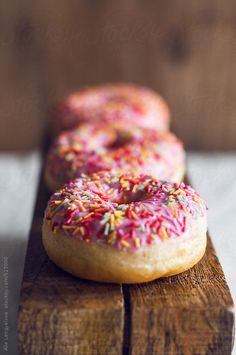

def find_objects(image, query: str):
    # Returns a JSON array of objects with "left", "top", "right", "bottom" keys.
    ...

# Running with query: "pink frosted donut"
[
  {"left": 42, "top": 172, "right": 208, "bottom": 283},
  {"left": 50, "top": 83, "right": 170, "bottom": 133},
  {"left": 45, "top": 123, "right": 185, "bottom": 191}
]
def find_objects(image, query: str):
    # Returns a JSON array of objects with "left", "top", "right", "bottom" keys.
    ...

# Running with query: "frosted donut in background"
[
  {"left": 44, "top": 123, "right": 185, "bottom": 191},
  {"left": 49, "top": 83, "right": 170, "bottom": 134}
]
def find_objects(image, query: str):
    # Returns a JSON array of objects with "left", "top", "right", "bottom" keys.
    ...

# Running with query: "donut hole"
[
  {"left": 108, "top": 129, "right": 135, "bottom": 149},
  {"left": 114, "top": 190, "right": 148, "bottom": 205},
  {"left": 125, "top": 190, "right": 147, "bottom": 204}
]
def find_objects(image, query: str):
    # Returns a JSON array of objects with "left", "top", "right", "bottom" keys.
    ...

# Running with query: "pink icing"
[
  {"left": 46, "top": 123, "right": 185, "bottom": 185},
  {"left": 44, "top": 172, "right": 207, "bottom": 253},
  {"left": 50, "top": 83, "right": 170, "bottom": 132}
]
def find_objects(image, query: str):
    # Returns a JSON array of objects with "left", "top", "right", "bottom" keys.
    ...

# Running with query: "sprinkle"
[
  {"left": 110, "top": 214, "right": 115, "bottom": 229},
  {"left": 114, "top": 210, "right": 125, "bottom": 216},
  {"left": 130, "top": 229, "right": 135, "bottom": 239},
  {"left": 117, "top": 204, "right": 128, "bottom": 211},
  {"left": 127, "top": 208, "right": 132, "bottom": 219},
  {"left": 46, "top": 172, "right": 207, "bottom": 252},
  {"left": 84, "top": 212, "right": 94, "bottom": 219},
  {"left": 159, "top": 228, "right": 169, "bottom": 240},
  {"left": 108, "top": 231, "right": 117, "bottom": 243},
  {"left": 72, "top": 227, "right": 81, "bottom": 236},
  {"left": 169, "top": 228, "right": 180, "bottom": 237},
  {"left": 104, "top": 223, "right": 110, "bottom": 235},
  {"left": 134, "top": 238, "right": 140, "bottom": 248},
  {"left": 78, "top": 202, "right": 86, "bottom": 211},
  {"left": 90, "top": 204, "right": 101, "bottom": 209},
  {"left": 121, "top": 240, "right": 130, "bottom": 248},
  {"left": 100, "top": 213, "right": 111, "bottom": 225},
  {"left": 62, "top": 225, "right": 74, "bottom": 229},
  {"left": 78, "top": 227, "right": 85, "bottom": 235},
  {"left": 51, "top": 199, "right": 68, "bottom": 215},
  {"left": 140, "top": 224, "right": 146, "bottom": 233},
  {"left": 120, "top": 232, "right": 130, "bottom": 240},
  {"left": 131, "top": 211, "right": 138, "bottom": 219},
  {"left": 182, "top": 216, "right": 187, "bottom": 232},
  {"left": 53, "top": 200, "right": 62, "bottom": 205}
]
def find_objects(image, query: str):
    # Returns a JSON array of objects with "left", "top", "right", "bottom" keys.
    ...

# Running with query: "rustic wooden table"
[
  {"left": 0, "top": 150, "right": 235, "bottom": 354},
  {"left": 17, "top": 151, "right": 235, "bottom": 355}
]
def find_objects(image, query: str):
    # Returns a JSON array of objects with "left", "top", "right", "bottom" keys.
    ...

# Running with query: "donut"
[
  {"left": 42, "top": 172, "right": 207, "bottom": 283},
  {"left": 50, "top": 83, "right": 170, "bottom": 133},
  {"left": 45, "top": 123, "right": 185, "bottom": 191}
]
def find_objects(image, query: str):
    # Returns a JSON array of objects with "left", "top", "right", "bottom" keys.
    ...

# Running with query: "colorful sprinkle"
[{"left": 44, "top": 172, "right": 207, "bottom": 252}]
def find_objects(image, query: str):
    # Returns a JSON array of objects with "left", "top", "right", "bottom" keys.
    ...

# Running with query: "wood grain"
[
  {"left": 2, "top": 0, "right": 236, "bottom": 150},
  {"left": 129, "top": 237, "right": 234, "bottom": 355},
  {"left": 0, "top": 0, "right": 44, "bottom": 150},
  {"left": 18, "top": 155, "right": 234, "bottom": 354}
]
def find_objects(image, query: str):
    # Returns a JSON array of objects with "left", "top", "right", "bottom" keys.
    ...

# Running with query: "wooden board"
[
  {"left": 3, "top": 0, "right": 236, "bottom": 150},
  {"left": 129, "top": 237, "right": 234, "bottom": 355},
  {"left": 18, "top": 163, "right": 235, "bottom": 354}
]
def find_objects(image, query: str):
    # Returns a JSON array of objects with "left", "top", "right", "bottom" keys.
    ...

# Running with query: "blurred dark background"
[{"left": 1, "top": 0, "right": 236, "bottom": 151}]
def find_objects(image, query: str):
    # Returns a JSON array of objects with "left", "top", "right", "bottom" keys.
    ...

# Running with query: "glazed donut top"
[
  {"left": 45, "top": 172, "right": 207, "bottom": 252},
  {"left": 46, "top": 123, "right": 185, "bottom": 183},
  {"left": 50, "top": 83, "right": 170, "bottom": 132}
]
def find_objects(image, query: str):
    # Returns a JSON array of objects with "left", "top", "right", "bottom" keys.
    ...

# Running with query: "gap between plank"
[{"left": 122, "top": 284, "right": 131, "bottom": 355}]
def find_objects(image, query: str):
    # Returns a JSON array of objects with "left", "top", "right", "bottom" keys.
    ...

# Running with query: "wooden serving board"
[{"left": 18, "top": 152, "right": 235, "bottom": 354}]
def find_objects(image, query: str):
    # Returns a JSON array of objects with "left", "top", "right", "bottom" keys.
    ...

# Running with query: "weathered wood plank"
[
  {"left": 32, "top": 0, "right": 236, "bottom": 150},
  {"left": 128, "top": 236, "right": 234, "bottom": 354},
  {"left": 2, "top": 1, "right": 236, "bottom": 150},
  {"left": 0, "top": 0, "right": 44, "bottom": 150}
]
